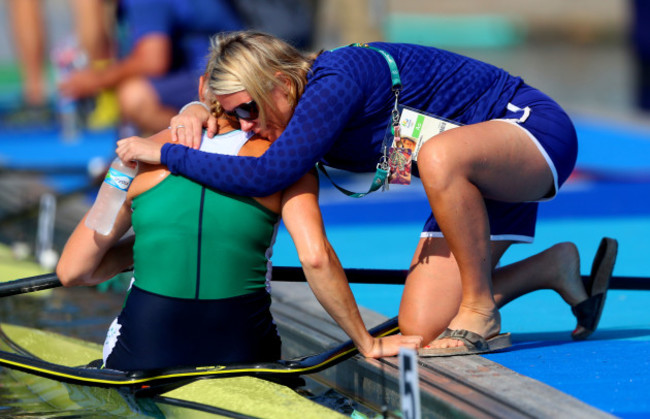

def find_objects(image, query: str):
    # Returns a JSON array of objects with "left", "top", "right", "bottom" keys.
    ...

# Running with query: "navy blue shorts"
[
  {"left": 103, "top": 285, "right": 281, "bottom": 371},
  {"left": 421, "top": 84, "right": 577, "bottom": 243}
]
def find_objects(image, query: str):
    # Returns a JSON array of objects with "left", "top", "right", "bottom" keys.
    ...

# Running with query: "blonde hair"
[{"left": 205, "top": 31, "right": 316, "bottom": 128}]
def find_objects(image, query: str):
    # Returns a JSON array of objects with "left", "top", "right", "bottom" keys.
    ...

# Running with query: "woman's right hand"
[{"left": 169, "top": 102, "right": 217, "bottom": 149}]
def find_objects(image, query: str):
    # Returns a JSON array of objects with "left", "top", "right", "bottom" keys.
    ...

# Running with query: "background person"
[
  {"left": 631, "top": 0, "right": 650, "bottom": 112},
  {"left": 3, "top": 0, "right": 116, "bottom": 126},
  {"left": 58, "top": 0, "right": 244, "bottom": 135}
]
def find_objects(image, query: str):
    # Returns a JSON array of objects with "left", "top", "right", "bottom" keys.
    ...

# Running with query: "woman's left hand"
[
  {"left": 169, "top": 102, "right": 214, "bottom": 149},
  {"left": 116, "top": 136, "right": 163, "bottom": 165}
]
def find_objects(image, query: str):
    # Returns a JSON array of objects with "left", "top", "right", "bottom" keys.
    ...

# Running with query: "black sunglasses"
[{"left": 224, "top": 100, "right": 259, "bottom": 121}]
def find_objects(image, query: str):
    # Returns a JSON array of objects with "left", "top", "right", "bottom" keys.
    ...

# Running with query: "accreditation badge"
[{"left": 385, "top": 106, "right": 463, "bottom": 186}]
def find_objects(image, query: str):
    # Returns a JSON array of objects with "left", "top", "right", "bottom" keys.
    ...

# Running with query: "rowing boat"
[{"left": 0, "top": 322, "right": 352, "bottom": 418}]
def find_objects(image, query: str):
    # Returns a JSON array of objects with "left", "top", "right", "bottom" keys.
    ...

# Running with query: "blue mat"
[
  {"left": 0, "top": 127, "right": 117, "bottom": 194},
  {"left": 0, "top": 127, "right": 116, "bottom": 171}
]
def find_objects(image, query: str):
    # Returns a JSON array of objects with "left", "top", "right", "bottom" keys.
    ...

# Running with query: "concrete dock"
[{"left": 271, "top": 281, "right": 613, "bottom": 418}]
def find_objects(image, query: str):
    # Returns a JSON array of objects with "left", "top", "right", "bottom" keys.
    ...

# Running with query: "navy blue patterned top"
[{"left": 161, "top": 42, "right": 524, "bottom": 196}]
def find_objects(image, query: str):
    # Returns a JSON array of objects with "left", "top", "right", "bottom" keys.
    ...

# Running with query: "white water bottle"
[{"left": 85, "top": 158, "right": 137, "bottom": 235}]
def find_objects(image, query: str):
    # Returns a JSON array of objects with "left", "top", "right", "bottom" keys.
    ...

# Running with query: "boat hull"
[{"left": 0, "top": 323, "right": 345, "bottom": 418}]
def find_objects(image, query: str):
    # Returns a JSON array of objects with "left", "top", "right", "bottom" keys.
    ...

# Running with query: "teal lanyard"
[{"left": 316, "top": 43, "right": 402, "bottom": 198}]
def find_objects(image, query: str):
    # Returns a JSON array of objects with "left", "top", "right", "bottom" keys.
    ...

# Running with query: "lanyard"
[{"left": 317, "top": 43, "right": 402, "bottom": 198}]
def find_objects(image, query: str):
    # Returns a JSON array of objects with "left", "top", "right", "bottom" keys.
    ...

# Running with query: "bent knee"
[{"left": 417, "top": 139, "right": 463, "bottom": 191}]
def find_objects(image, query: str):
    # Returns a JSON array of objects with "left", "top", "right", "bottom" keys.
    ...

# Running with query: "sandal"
[{"left": 571, "top": 237, "right": 618, "bottom": 340}]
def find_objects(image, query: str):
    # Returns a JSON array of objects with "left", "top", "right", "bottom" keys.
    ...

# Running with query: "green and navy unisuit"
[
  {"left": 103, "top": 130, "right": 282, "bottom": 371},
  {"left": 131, "top": 173, "right": 279, "bottom": 299}
]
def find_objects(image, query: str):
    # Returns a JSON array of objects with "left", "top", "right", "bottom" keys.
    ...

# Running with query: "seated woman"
[
  {"left": 56, "top": 75, "right": 421, "bottom": 371},
  {"left": 57, "top": 119, "right": 281, "bottom": 370}
]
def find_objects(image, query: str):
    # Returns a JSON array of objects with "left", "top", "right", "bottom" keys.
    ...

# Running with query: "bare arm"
[
  {"left": 56, "top": 201, "right": 134, "bottom": 287},
  {"left": 280, "top": 173, "right": 422, "bottom": 357}
]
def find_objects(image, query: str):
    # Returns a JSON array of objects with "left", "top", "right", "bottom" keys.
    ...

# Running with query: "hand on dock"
[{"left": 361, "top": 334, "right": 423, "bottom": 358}]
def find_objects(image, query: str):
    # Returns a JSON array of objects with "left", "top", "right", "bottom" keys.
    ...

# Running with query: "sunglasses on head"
[{"left": 224, "top": 100, "right": 259, "bottom": 121}]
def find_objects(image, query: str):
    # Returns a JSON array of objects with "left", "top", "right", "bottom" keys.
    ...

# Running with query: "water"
[
  {"left": 0, "top": 286, "right": 125, "bottom": 343},
  {"left": 0, "top": 286, "right": 123, "bottom": 417}
]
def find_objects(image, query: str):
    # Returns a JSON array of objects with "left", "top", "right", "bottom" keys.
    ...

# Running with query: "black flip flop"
[{"left": 571, "top": 237, "right": 618, "bottom": 340}]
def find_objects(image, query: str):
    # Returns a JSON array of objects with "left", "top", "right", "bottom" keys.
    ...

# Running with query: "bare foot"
[
  {"left": 546, "top": 242, "right": 588, "bottom": 306},
  {"left": 423, "top": 305, "right": 501, "bottom": 349}
]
